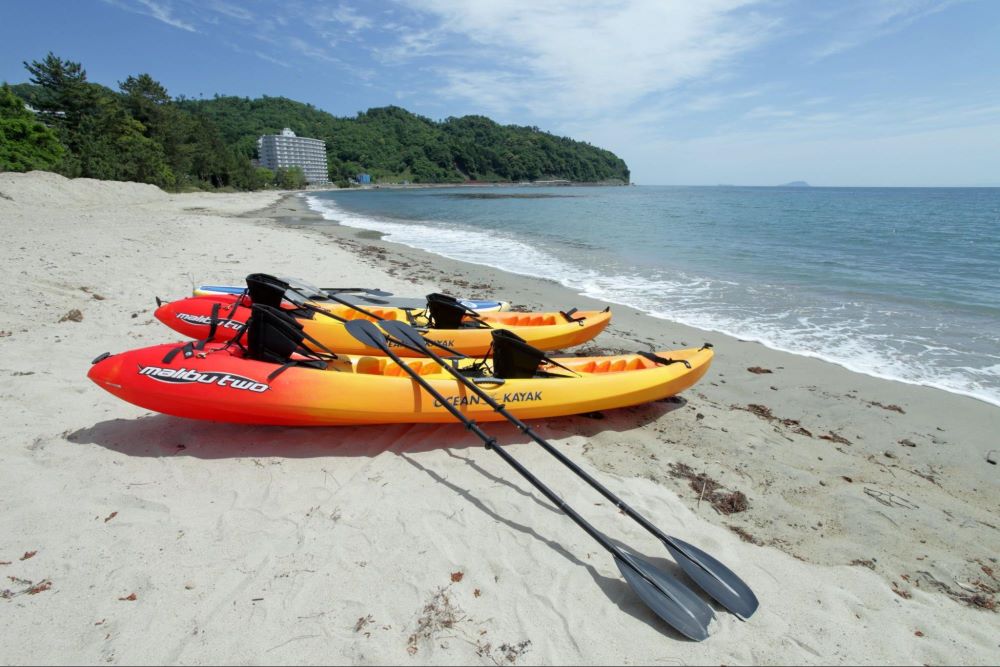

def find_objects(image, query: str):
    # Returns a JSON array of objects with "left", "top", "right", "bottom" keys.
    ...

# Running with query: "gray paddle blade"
[
  {"left": 343, "top": 318, "right": 387, "bottom": 349},
  {"left": 380, "top": 320, "right": 428, "bottom": 349},
  {"left": 615, "top": 551, "right": 714, "bottom": 641},
  {"left": 663, "top": 537, "right": 759, "bottom": 620}
]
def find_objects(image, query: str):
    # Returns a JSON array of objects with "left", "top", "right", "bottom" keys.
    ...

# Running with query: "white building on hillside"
[{"left": 257, "top": 128, "right": 329, "bottom": 184}]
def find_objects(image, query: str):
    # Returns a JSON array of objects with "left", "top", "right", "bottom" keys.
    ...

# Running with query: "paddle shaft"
[
  {"left": 409, "top": 338, "right": 686, "bottom": 551},
  {"left": 368, "top": 338, "right": 658, "bottom": 583},
  {"left": 386, "top": 322, "right": 757, "bottom": 619}
]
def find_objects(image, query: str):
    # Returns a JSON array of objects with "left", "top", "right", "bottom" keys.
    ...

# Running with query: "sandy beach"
[{"left": 1, "top": 172, "right": 997, "bottom": 664}]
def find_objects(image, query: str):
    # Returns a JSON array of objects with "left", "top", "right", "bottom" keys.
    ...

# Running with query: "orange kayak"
[{"left": 154, "top": 294, "right": 612, "bottom": 357}]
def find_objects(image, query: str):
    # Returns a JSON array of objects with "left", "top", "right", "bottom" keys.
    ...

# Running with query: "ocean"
[{"left": 305, "top": 185, "right": 1000, "bottom": 407}]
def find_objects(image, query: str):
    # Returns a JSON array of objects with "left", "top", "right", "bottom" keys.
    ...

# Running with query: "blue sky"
[{"left": 2, "top": 0, "right": 998, "bottom": 185}]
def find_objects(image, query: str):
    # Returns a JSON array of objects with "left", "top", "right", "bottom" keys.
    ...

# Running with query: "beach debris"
[
  {"left": 734, "top": 403, "right": 813, "bottom": 438},
  {"left": 864, "top": 400, "right": 905, "bottom": 414},
  {"left": 26, "top": 580, "right": 52, "bottom": 595},
  {"left": 407, "top": 586, "right": 467, "bottom": 655},
  {"left": 917, "top": 567, "right": 998, "bottom": 611},
  {"left": 728, "top": 525, "right": 763, "bottom": 545},
  {"left": 669, "top": 462, "right": 749, "bottom": 515},
  {"left": 915, "top": 630, "right": 924, "bottom": 637},
  {"left": 747, "top": 366, "right": 773, "bottom": 374},
  {"left": 849, "top": 559, "right": 876, "bottom": 570},
  {"left": 473, "top": 589, "right": 481, "bottom": 598},
  {"left": 19, "top": 551, "right": 36, "bottom": 561},
  {"left": 987, "top": 450, "right": 997, "bottom": 465},
  {"left": 79, "top": 286, "right": 105, "bottom": 300},
  {"left": 104, "top": 511, "right": 118, "bottom": 523},
  {"left": 819, "top": 432, "right": 852, "bottom": 445},
  {"left": 2, "top": 576, "right": 52, "bottom": 598},
  {"left": 58, "top": 309, "right": 83, "bottom": 323},
  {"left": 863, "top": 487, "right": 918, "bottom": 509},
  {"left": 0, "top": 330, "right": 11, "bottom": 337},
  {"left": 450, "top": 571, "right": 464, "bottom": 583},
  {"left": 841, "top": 476, "right": 854, "bottom": 483},
  {"left": 354, "top": 614, "right": 374, "bottom": 633},
  {"left": 899, "top": 439, "right": 918, "bottom": 448},
  {"left": 118, "top": 592, "right": 137, "bottom": 601}
]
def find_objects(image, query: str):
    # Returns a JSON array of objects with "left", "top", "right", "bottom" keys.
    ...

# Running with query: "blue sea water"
[{"left": 305, "top": 186, "right": 1000, "bottom": 407}]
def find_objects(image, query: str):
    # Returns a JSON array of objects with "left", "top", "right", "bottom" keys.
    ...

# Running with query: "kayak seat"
[
  {"left": 426, "top": 293, "right": 468, "bottom": 329},
  {"left": 246, "top": 273, "right": 289, "bottom": 309}
]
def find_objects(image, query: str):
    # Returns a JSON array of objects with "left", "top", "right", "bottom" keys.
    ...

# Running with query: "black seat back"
[
  {"left": 246, "top": 304, "right": 307, "bottom": 364},
  {"left": 491, "top": 329, "right": 546, "bottom": 379},
  {"left": 246, "top": 273, "right": 290, "bottom": 308},
  {"left": 426, "top": 292, "right": 468, "bottom": 329}
]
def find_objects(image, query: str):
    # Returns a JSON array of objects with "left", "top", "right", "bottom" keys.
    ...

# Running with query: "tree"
[
  {"left": 276, "top": 166, "right": 306, "bottom": 189},
  {"left": 0, "top": 84, "right": 64, "bottom": 172},
  {"left": 73, "top": 98, "right": 173, "bottom": 187},
  {"left": 253, "top": 166, "right": 274, "bottom": 188},
  {"left": 23, "top": 53, "right": 101, "bottom": 156},
  {"left": 119, "top": 73, "right": 193, "bottom": 183}
]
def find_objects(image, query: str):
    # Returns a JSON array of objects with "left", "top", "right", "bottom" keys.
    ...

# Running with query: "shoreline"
[
  {"left": 299, "top": 189, "right": 1000, "bottom": 410},
  {"left": 1, "top": 173, "right": 997, "bottom": 664}
]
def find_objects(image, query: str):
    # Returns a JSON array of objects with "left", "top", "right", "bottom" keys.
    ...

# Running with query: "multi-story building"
[{"left": 257, "top": 128, "right": 329, "bottom": 184}]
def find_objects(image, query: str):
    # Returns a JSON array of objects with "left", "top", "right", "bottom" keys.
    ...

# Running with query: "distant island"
[
  {"left": 1, "top": 53, "right": 630, "bottom": 191},
  {"left": 780, "top": 181, "right": 811, "bottom": 187}
]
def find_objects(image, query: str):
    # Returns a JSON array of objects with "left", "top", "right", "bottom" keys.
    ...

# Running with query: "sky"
[{"left": 2, "top": 0, "right": 999, "bottom": 186}]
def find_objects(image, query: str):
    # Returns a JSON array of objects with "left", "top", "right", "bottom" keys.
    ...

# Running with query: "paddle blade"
[
  {"left": 663, "top": 537, "right": 759, "bottom": 620},
  {"left": 343, "top": 318, "right": 388, "bottom": 350},
  {"left": 380, "top": 320, "right": 430, "bottom": 350},
  {"left": 615, "top": 550, "right": 714, "bottom": 641}
]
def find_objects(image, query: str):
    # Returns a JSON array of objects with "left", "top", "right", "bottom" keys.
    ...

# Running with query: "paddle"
[
  {"left": 343, "top": 319, "right": 716, "bottom": 641},
  {"left": 379, "top": 319, "right": 759, "bottom": 620}
]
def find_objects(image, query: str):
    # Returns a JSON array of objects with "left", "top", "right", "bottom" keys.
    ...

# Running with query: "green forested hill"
[
  {"left": 180, "top": 97, "right": 630, "bottom": 184},
  {"left": 2, "top": 53, "right": 629, "bottom": 189}
]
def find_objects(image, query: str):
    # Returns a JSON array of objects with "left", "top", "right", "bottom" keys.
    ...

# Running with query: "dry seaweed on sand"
[
  {"left": 733, "top": 403, "right": 813, "bottom": 438},
  {"left": 668, "top": 462, "right": 750, "bottom": 515}
]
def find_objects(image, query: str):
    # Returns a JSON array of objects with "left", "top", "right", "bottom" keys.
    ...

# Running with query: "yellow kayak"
[{"left": 155, "top": 294, "right": 612, "bottom": 357}]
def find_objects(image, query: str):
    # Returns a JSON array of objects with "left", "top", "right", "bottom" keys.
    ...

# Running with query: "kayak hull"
[
  {"left": 88, "top": 342, "right": 712, "bottom": 426},
  {"left": 154, "top": 295, "right": 611, "bottom": 357}
]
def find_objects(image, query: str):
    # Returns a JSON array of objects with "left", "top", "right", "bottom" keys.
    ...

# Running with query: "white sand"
[{"left": 0, "top": 172, "right": 997, "bottom": 665}]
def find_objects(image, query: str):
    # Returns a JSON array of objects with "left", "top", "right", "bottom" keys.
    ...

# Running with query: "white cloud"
[
  {"left": 324, "top": 5, "right": 374, "bottom": 32},
  {"left": 812, "top": 0, "right": 962, "bottom": 58},
  {"left": 141, "top": 0, "right": 196, "bottom": 31},
  {"left": 392, "top": 0, "right": 777, "bottom": 119}
]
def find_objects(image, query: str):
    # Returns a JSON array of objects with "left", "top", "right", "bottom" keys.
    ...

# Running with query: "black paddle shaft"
[
  {"left": 358, "top": 329, "right": 630, "bottom": 561},
  {"left": 380, "top": 320, "right": 759, "bottom": 620},
  {"left": 345, "top": 319, "right": 716, "bottom": 640},
  {"left": 287, "top": 284, "right": 388, "bottom": 323}
]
